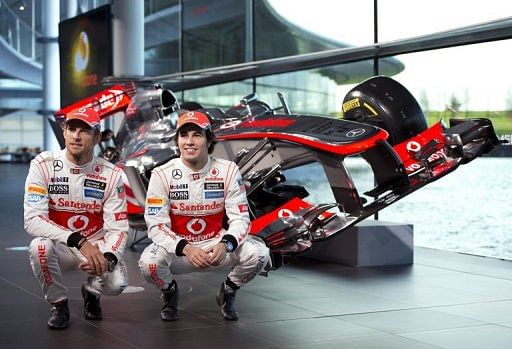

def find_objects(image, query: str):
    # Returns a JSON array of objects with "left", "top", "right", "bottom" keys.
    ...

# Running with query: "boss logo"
[
  {"left": 170, "top": 191, "right": 189, "bottom": 200},
  {"left": 48, "top": 185, "right": 69, "bottom": 194}
]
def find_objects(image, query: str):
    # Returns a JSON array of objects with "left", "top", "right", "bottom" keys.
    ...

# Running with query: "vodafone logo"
[
  {"left": 93, "top": 164, "right": 102, "bottom": 174},
  {"left": 186, "top": 218, "right": 206, "bottom": 235},
  {"left": 406, "top": 141, "right": 421, "bottom": 153},
  {"left": 67, "top": 215, "right": 90, "bottom": 231},
  {"left": 209, "top": 167, "right": 219, "bottom": 177},
  {"left": 278, "top": 209, "right": 293, "bottom": 218}
]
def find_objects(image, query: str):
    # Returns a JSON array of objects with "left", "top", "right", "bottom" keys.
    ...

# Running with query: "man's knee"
[
  {"left": 29, "top": 237, "right": 55, "bottom": 258},
  {"left": 138, "top": 251, "right": 155, "bottom": 277},
  {"left": 240, "top": 238, "right": 270, "bottom": 266},
  {"left": 138, "top": 253, "right": 167, "bottom": 289}
]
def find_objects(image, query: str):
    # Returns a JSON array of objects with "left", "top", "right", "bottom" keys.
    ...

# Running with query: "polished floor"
[{"left": 2, "top": 163, "right": 512, "bottom": 349}]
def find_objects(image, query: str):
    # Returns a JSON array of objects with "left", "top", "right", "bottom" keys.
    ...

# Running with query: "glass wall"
[
  {"left": 378, "top": 0, "right": 512, "bottom": 42},
  {"left": 264, "top": 0, "right": 374, "bottom": 47},
  {"left": 143, "top": 0, "right": 381, "bottom": 116},
  {"left": 253, "top": 0, "right": 376, "bottom": 116},
  {"left": 183, "top": 80, "right": 253, "bottom": 109},
  {"left": 182, "top": 0, "right": 246, "bottom": 71},
  {"left": 392, "top": 40, "right": 512, "bottom": 137},
  {"left": 256, "top": 69, "right": 341, "bottom": 116},
  {"left": 0, "top": 112, "right": 42, "bottom": 150}
]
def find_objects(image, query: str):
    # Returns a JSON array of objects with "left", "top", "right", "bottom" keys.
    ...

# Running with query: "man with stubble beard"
[{"left": 24, "top": 107, "right": 129, "bottom": 329}]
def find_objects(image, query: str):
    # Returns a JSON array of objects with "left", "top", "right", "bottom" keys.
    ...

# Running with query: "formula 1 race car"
[{"left": 54, "top": 76, "right": 500, "bottom": 269}]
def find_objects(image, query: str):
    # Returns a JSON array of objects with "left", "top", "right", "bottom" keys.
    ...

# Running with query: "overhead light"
[{"left": 19, "top": 3, "right": 25, "bottom": 11}]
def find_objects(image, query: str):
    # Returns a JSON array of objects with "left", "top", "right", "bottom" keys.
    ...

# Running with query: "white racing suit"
[
  {"left": 139, "top": 157, "right": 269, "bottom": 289},
  {"left": 24, "top": 150, "right": 129, "bottom": 303}
]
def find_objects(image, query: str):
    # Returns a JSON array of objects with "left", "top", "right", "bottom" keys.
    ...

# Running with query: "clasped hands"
[
  {"left": 183, "top": 243, "right": 227, "bottom": 269},
  {"left": 78, "top": 241, "right": 108, "bottom": 276}
]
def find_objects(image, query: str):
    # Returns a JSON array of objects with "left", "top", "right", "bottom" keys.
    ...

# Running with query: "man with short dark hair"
[
  {"left": 139, "top": 110, "right": 269, "bottom": 321},
  {"left": 24, "top": 107, "right": 129, "bottom": 330}
]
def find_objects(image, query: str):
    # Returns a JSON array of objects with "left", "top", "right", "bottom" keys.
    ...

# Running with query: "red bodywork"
[{"left": 55, "top": 84, "right": 135, "bottom": 120}]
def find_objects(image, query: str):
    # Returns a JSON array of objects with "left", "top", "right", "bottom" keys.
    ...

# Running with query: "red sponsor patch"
[
  {"left": 191, "top": 173, "right": 200, "bottom": 181},
  {"left": 238, "top": 204, "right": 248, "bottom": 213},
  {"left": 70, "top": 168, "right": 80, "bottom": 174},
  {"left": 115, "top": 212, "right": 128, "bottom": 221}
]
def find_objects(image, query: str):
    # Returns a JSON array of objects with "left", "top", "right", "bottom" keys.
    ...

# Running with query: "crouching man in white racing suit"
[
  {"left": 139, "top": 111, "right": 270, "bottom": 321},
  {"left": 24, "top": 107, "right": 128, "bottom": 330}
]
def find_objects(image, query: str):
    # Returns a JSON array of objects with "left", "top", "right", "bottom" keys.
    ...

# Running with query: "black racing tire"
[{"left": 342, "top": 76, "right": 428, "bottom": 146}]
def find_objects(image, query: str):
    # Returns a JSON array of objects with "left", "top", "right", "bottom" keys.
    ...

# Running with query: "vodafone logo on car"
[
  {"left": 278, "top": 209, "right": 293, "bottom": 218},
  {"left": 186, "top": 218, "right": 206, "bottom": 235},
  {"left": 67, "top": 215, "right": 89, "bottom": 231},
  {"left": 406, "top": 141, "right": 421, "bottom": 153}
]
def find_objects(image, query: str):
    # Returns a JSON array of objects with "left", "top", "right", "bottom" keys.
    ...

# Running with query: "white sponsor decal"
[
  {"left": 345, "top": 128, "right": 366, "bottom": 137},
  {"left": 186, "top": 218, "right": 206, "bottom": 235},
  {"left": 220, "top": 120, "right": 242, "bottom": 129},
  {"left": 278, "top": 209, "right": 293, "bottom": 218},
  {"left": 67, "top": 215, "right": 90, "bottom": 231},
  {"left": 406, "top": 141, "right": 421, "bottom": 152}
]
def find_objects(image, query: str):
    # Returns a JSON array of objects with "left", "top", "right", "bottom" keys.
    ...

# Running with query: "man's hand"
[
  {"left": 183, "top": 244, "right": 211, "bottom": 269},
  {"left": 205, "top": 243, "right": 227, "bottom": 266},
  {"left": 78, "top": 242, "right": 108, "bottom": 275}
]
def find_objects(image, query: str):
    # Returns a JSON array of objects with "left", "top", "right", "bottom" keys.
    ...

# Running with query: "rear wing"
[{"left": 54, "top": 83, "right": 136, "bottom": 120}]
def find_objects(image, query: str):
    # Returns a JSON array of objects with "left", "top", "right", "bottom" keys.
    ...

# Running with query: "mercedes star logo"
[
  {"left": 53, "top": 160, "right": 63, "bottom": 172},
  {"left": 346, "top": 128, "right": 366, "bottom": 138},
  {"left": 172, "top": 169, "right": 182, "bottom": 180}
]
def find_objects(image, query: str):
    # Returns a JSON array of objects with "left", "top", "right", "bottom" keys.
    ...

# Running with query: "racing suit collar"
[
  {"left": 178, "top": 156, "right": 211, "bottom": 175},
  {"left": 62, "top": 149, "right": 94, "bottom": 172}
]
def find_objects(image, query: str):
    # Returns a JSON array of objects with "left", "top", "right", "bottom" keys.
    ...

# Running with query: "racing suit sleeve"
[
  {"left": 24, "top": 155, "right": 72, "bottom": 244},
  {"left": 101, "top": 168, "right": 129, "bottom": 263},
  {"left": 144, "top": 167, "right": 180, "bottom": 254},
  {"left": 222, "top": 164, "right": 251, "bottom": 251}
]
